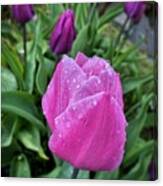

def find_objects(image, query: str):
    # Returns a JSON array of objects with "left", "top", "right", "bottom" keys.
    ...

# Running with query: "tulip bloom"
[
  {"left": 124, "top": 2, "right": 146, "bottom": 23},
  {"left": 42, "top": 53, "right": 127, "bottom": 171},
  {"left": 12, "top": 5, "right": 35, "bottom": 24},
  {"left": 50, "top": 10, "right": 76, "bottom": 55}
]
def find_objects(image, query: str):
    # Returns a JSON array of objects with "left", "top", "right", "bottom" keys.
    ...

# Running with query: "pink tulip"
[{"left": 42, "top": 52, "right": 127, "bottom": 171}]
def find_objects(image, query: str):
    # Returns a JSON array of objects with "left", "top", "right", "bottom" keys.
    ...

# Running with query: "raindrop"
[
  {"left": 58, "top": 133, "right": 62, "bottom": 138},
  {"left": 43, "top": 110, "right": 46, "bottom": 115},
  {"left": 97, "top": 79, "right": 101, "bottom": 84},
  {"left": 78, "top": 114, "right": 83, "bottom": 119},
  {"left": 92, "top": 100, "right": 97, "bottom": 106},
  {"left": 73, "top": 78, "right": 77, "bottom": 83},
  {"left": 66, "top": 123, "right": 70, "bottom": 128},
  {"left": 76, "top": 84, "right": 80, "bottom": 89}
]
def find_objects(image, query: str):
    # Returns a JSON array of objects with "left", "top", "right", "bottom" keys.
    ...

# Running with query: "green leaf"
[
  {"left": 95, "top": 169, "right": 119, "bottom": 180},
  {"left": 44, "top": 57, "right": 55, "bottom": 77},
  {"left": 36, "top": 48, "right": 48, "bottom": 95},
  {"left": 1, "top": 40, "right": 24, "bottom": 88},
  {"left": 17, "top": 124, "right": 48, "bottom": 160},
  {"left": 77, "top": 170, "right": 89, "bottom": 179},
  {"left": 98, "top": 4, "right": 123, "bottom": 29},
  {"left": 10, "top": 154, "right": 31, "bottom": 177},
  {"left": 75, "top": 4, "right": 89, "bottom": 31},
  {"left": 1, "top": 114, "right": 17, "bottom": 147},
  {"left": 1, "top": 141, "right": 21, "bottom": 166},
  {"left": 124, "top": 139, "right": 154, "bottom": 166},
  {"left": 123, "top": 74, "right": 153, "bottom": 94},
  {"left": 1, "top": 67, "right": 18, "bottom": 92},
  {"left": 25, "top": 19, "right": 42, "bottom": 93},
  {"left": 41, "top": 167, "right": 62, "bottom": 178},
  {"left": 122, "top": 153, "right": 152, "bottom": 180},
  {"left": 58, "top": 162, "right": 74, "bottom": 178},
  {"left": 1, "top": 91, "right": 45, "bottom": 131},
  {"left": 71, "top": 24, "right": 89, "bottom": 57},
  {"left": 126, "top": 94, "right": 154, "bottom": 154}
]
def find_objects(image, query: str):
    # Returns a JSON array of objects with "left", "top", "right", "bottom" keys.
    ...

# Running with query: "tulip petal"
[
  {"left": 42, "top": 56, "right": 87, "bottom": 131},
  {"left": 75, "top": 52, "right": 89, "bottom": 67},
  {"left": 99, "top": 69, "right": 124, "bottom": 109},
  {"left": 49, "top": 92, "right": 126, "bottom": 171}
]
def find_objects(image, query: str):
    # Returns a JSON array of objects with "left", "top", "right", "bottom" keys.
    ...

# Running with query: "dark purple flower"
[
  {"left": 50, "top": 9, "right": 76, "bottom": 55},
  {"left": 12, "top": 5, "right": 35, "bottom": 24},
  {"left": 124, "top": 2, "right": 146, "bottom": 23}
]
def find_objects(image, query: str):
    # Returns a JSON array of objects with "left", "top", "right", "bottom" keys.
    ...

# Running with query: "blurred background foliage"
[{"left": 1, "top": 2, "right": 157, "bottom": 180}]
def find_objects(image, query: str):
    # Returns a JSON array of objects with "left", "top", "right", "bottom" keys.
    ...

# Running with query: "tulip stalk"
[
  {"left": 112, "top": 16, "right": 129, "bottom": 59},
  {"left": 71, "top": 168, "right": 79, "bottom": 179}
]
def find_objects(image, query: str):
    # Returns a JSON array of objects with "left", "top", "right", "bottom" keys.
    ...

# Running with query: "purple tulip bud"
[
  {"left": 50, "top": 10, "right": 76, "bottom": 55},
  {"left": 12, "top": 5, "right": 35, "bottom": 24},
  {"left": 124, "top": 2, "right": 146, "bottom": 23}
]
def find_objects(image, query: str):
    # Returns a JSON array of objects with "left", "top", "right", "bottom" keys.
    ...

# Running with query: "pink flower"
[{"left": 42, "top": 52, "right": 127, "bottom": 171}]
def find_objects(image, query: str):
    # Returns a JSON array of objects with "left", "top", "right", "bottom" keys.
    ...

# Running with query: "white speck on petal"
[
  {"left": 93, "top": 100, "right": 97, "bottom": 106},
  {"left": 66, "top": 123, "right": 70, "bottom": 128},
  {"left": 78, "top": 114, "right": 83, "bottom": 119},
  {"left": 73, "top": 78, "right": 77, "bottom": 83},
  {"left": 59, "top": 133, "right": 62, "bottom": 138},
  {"left": 76, "top": 84, "right": 80, "bottom": 89}
]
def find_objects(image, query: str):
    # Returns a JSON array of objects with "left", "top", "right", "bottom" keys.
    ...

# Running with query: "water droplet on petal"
[
  {"left": 76, "top": 84, "right": 80, "bottom": 89},
  {"left": 78, "top": 114, "right": 83, "bottom": 119},
  {"left": 66, "top": 123, "right": 70, "bottom": 128},
  {"left": 97, "top": 79, "right": 101, "bottom": 84},
  {"left": 59, "top": 133, "right": 62, "bottom": 138},
  {"left": 92, "top": 100, "right": 97, "bottom": 106},
  {"left": 73, "top": 78, "right": 76, "bottom": 83}
]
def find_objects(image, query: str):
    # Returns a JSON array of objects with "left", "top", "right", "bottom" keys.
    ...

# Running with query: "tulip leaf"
[
  {"left": 124, "top": 138, "right": 154, "bottom": 167},
  {"left": 123, "top": 74, "right": 153, "bottom": 94},
  {"left": 1, "top": 67, "right": 18, "bottom": 92},
  {"left": 25, "top": 19, "right": 42, "bottom": 93},
  {"left": 1, "top": 141, "right": 21, "bottom": 166},
  {"left": 36, "top": 48, "right": 48, "bottom": 95},
  {"left": 41, "top": 167, "right": 62, "bottom": 178},
  {"left": 71, "top": 24, "right": 89, "bottom": 57},
  {"left": 1, "top": 91, "right": 45, "bottom": 131},
  {"left": 77, "top": 170, "right": 90, "bottom": 179},
  {"left": 122, "top": 153, "right": 152, "bottom": 180},
  {"left": 98, "top": 4, "right": 123, "bottom": 29},
  {"left": 44, "top": 57, "right": 55, "bottom": 77},
  {"left": 10, "top": 154, "right": 31, "bottom": 177},
  {"left": 75, "top": 4, "right": 89, "bottom": 31},
  {"left": 126, "top": 94, "right": 154, "bottom": 153},
  {"left": 1, "top": 114, "right": 18, "bottom": 147},
  {"left": 58, "top": 162, "right": 74, "bottom": 178},
  {"left": 1, "top": 40, "right": 24, "bottom": 88},
  {"left": 17, "top": 124, "right": 48, "bottom": 160},
  {"left": 95, "top": 169, "right": 119, "bottom": 180}
]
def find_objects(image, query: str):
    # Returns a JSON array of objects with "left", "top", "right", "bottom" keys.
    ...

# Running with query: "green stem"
[
  {"left": 112, "top": 16, "right": 129, "bottom": 59},
  {"left": 22, "top": 23, "right": 27, "bottom": 62},
  {"left": 71, "top": 168, "right": 79, "bottom": 179}
]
